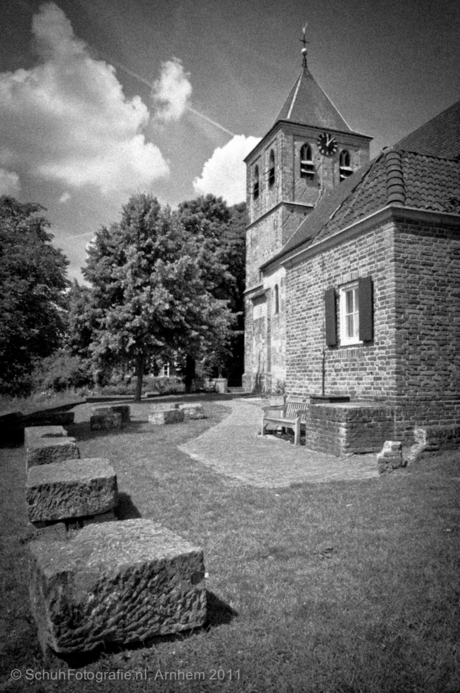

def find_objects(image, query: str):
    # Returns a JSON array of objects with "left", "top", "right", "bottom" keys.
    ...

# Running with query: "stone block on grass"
[
  {"left": 25, "top": 426, "right": 67, "bottom": 449},
  {"left": 26, "top": 458, "right": 118, "bottom": 524},
  {"left": 29, "top": 519, "right": 207, "bottom": 655},
  {"left": 90, "top": 408, "right": 122, "bottom": 431},
  {"left": 110, "top": 405, "right": 130, "bottom": 425},
  {"left": 148, "top": 409, "right": 184, "bottom": 425},
  {"left": 26, "top": 437, "right": 80, "bottom": 471},
  {"left": 177, "top": 403, "right": 206, "bottom": 420},
  {"left": 377, "top": 440, "right": 404, "bottom": 474}
]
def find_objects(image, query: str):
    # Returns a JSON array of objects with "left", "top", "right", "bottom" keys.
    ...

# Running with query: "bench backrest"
[{"left": 284, "top": 396, "right": 309, "bottom": 419}]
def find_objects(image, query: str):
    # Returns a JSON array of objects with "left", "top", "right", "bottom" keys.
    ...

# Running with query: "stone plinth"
[
  {"left": 29, "top": 519, "right": 207, "bottom": 654},
  {"left": 305, "top": 402, "right": 395, "bottom": 456},
  {"left": 148, "top": 409, "right": 184, "bottom": 425},
  {"left": 178, "top": 403, "right": 205, "bottom": 420},
  {"left": 26, "top": 458, "right": 118, "bottom": 523},
  {"left": 26, "top": 438, "right": 80, "bottom": 471},
  {"left": 110, "top": 405, "right": 130, "bottom": 425},
  {"left": 215, "top": 378, "right": 228, "bottom": 394},
  {"left": 25, "top": 426, "right": 67, "bottom": 448},
  {"left": 377, "top": 441, "right": 404, "bottom": 474},
  {"left": 90, "top": 408, "right": 122, "bottom": 431}
]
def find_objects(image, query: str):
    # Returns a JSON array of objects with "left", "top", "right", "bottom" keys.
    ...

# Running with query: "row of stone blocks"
[{"left": 25, "top": 415, "right": 207, "bottom": 657}]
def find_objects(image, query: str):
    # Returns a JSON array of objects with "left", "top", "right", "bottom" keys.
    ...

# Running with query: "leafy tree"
[
  {"left": 82, "top": 194, "right": 234, "bottom": 400},
  {"left": 178, "top": 195, "right": 246, "bottom": 382},
  {"left": 0, "top": 196, "right": 68, "bottom": 395}
]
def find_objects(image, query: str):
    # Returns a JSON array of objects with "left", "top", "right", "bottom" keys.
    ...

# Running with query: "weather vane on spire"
[{"left": 300, "top": 21, "right": 308, "bottom": 67}]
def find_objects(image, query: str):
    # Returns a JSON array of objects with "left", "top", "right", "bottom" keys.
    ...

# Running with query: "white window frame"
[{"left": 339, "top": 282, "right": 361, "bottom": 346}]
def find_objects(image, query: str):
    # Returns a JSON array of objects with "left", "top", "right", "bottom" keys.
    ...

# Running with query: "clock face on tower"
[{"left": 317, "top": 132, "right": 338, "bottom": 156}]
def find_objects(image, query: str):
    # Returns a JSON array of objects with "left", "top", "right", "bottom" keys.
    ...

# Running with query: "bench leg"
[
  {"left": 294, "top": 417, "right": 301, "bottom": 446},
  {"left": 261, "top": 414, "right": 266, "bottom": 437}
]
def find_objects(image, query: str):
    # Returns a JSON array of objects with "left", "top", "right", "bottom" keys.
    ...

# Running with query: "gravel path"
[{"left": 179, "top": 398, "right": 379, "bottom": 488}]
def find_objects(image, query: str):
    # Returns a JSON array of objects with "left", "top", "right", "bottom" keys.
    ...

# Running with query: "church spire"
[{"left": 300, "top": 21, "right": 308, "bottom": 68}]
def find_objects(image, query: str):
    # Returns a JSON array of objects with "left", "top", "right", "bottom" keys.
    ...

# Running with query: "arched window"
[
  {"left": 253, "top": 165, "right": 260, "bottom": 200},
  {"left": 274, "top": 284, "right": 279, "bottom": 314},
  {"left": 339, "top": 150, "right": 353, "bottom": 181},
  {"left": 300, "top": 143, "right": 315, "bottom": 179},
  {"left": 268, "top": 149, "right": 275, "bottom": 187}
]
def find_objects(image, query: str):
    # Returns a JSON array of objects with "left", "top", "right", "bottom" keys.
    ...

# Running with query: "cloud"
[
  {"left": 0, "top": 169, "right": 21, "bottom": 196},
  {"left": 193, "top": 135, "right": 261, "bottom": 205},
  {"left": 0, "top": 2, "right": 169, "bottom": 195},
  {"left": 152, "top": 58, "right": 192, "bottom": 121}
]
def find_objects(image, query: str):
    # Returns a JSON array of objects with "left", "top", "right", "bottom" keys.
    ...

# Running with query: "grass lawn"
[{"left": 1, "top": 396, "right": 459, "bottom": 692}]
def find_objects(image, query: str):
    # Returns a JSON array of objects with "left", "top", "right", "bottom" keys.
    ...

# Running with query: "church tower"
[{"left": 243, "top": 35, "right": 372, "bottom": 392}]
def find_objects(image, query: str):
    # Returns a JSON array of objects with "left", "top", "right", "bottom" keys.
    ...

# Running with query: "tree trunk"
[
  {"left": 134, "top": 353, "right": 145, "bottom": 402},
  {"left": 184, "top": 354, "right": 195, "bottom": 394}
]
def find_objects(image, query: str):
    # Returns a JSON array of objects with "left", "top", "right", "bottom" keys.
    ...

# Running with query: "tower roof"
[{"left": 275, "top": 65, "right": 352, "bottom": 132}]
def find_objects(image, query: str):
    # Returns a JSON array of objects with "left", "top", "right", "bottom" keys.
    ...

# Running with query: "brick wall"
[
  {"left": 285, "top": 212, "right": 460, "bottom": 442},
  {"left": 286, "top": 219, "right": 398, "bottom": 401},
  {"left": 392, "top": 217, "right": 460, "bottom": 435},
  {"left": 305, "top": 403, "right": 395, "bottom": 455}
]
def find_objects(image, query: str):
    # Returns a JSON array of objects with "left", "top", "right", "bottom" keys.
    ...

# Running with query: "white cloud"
[
  {"left": 193, "top": 135, "right": 261, "bottom": 205},
  {"left": 0, "top": 169, "right": 20, "bottom": 196},
  {"left": 152, "top": 57, "right": 192, "bottom": 121},
  {"left": 0, "top": 2, "right": 169, "bottom": 195},
  {"left": 59, "top": 191, "right": 71, "bottom": 203}
]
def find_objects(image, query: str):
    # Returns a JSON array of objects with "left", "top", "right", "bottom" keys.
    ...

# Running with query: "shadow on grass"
[
  {"left": 42, "top": 590, "right": 238, "bottom": 668},
  {"left": 115, "top": 492, "right": 142, "bottom": 520}
]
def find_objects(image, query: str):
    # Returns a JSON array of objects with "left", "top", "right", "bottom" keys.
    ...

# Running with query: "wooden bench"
[{"left": 261, "top": 395, "right": 309, "bottom": 446}]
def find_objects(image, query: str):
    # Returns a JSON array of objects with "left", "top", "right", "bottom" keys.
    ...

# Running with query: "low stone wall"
[
  {"left": 28, "top": 519, "right": 207, "bottom": 655},
  {"left": 305, "top": 402, "right": 395, "bottom": 456}
]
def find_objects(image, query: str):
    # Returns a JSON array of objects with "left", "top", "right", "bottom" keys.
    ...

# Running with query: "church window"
[
  {"left": 253, "top": 165, "right": 260, "bottom": 200},
  {"left": 340, "top": 283, "right": 360, "bottom": 345},
  {"left": 268, "top": 150, "right": 275, "bottom": 187},
  {"left": 339, "top": 150, "right": 353, "bottom": 181},
  {"left": 274, "top": 284, "right": 279, "bottom": 314},
  {"left": 325, "top": 277, "right": 373, "bottom": 347},
  {"left": 300, "top": 143, "right": 315, "bottom": 179}
]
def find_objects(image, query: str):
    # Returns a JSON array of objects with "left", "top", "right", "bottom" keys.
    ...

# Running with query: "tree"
[
  {"left": 82, "top": 194, "right": 234, "bottom": 400},
  {"left": 177, "top": 195, "right": 246, "bottom": 382},
  {"left": 0, "top": 196, "right": 68, "bottom": 395}
]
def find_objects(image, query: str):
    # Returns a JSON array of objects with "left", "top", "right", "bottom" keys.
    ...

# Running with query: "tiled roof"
[
  {"left": 395, "top": 101, "right": 460, "bottom": 160},
  {"left": 265, "top": 147, "right": 460, "bottom": 267},
  {"left": 275, "top": 66, "right": 353, "bottom": 132},
  {"left": 402, "top": 152, "right": 460, "bottom": 212}
]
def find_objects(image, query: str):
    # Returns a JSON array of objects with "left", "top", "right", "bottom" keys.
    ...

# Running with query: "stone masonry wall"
[{"left": 286, "top": 219, "right": 398, "bottom": 401}]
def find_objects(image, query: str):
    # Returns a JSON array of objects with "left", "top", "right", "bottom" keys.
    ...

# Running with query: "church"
[{"left": 242, "top": 44, "right": 460, "bottom": 451}]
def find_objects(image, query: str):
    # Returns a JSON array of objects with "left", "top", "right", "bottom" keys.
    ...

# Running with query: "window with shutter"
[{"left": 338, "top": 277, "right": 374, "bottom": 346}]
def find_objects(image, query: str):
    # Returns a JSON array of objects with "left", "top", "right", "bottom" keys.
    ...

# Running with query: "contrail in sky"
[{"left": 107, "top": 57, "right": 236, "bottom": 137}]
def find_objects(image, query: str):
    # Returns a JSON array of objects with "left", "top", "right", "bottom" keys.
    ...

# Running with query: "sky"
[{"left": 1, "top": 0, "right": 459, "bottom": 281}]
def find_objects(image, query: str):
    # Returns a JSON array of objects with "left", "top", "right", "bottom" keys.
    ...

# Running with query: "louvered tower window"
[
  {"left": 339, "top": 150, "right": 353, "bottom": 181},
  {"left": 300, "top": 143, "right": 315, "bottom": 179},
  {"left": 268, "top": 150, "right": 275, "bottom": 187},
  {"left": 253, "top": 165, "right": 260, "bottom": 200}
]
